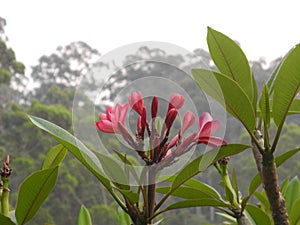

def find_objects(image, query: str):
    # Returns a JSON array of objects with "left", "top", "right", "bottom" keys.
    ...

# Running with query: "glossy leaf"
[
  {"left": 280, "top": 176, "right": 291, "bottom": 196},
  {"left": 95, "top": 152, "right": 129, "bottom": 188},
  {"left": 254, "top": 191, "right": 270, "bottom": 214},
  {"left": 156, "top": 186, "right": 226, "bottom": 204},
  {"left": 171, "top": 144, "right": 249, "bottom": 191},
  {"left": 0, "top": 215, "right": 16, "bottom": 225},
  {"left": 207, "top": 27, "right": 256, "bottom": 108},
  {"left": 158, "top": 176, "right": 222, "bottom": 200},
  {"left": 118, "top": 207, "right": 131, "bottom": 225},
  {"left": 42, "top": 144, "right": 67, "bottom": 169},
  {"left": 259, "top": 84, "right": 271, "bottom": 129},
  {"left": 273, "top": 44, "right": 300, "bottom": 127},
  {"left": 115, "top": 188, "right": 139, "bottom": 204},
  {"left": 285, "top": 176, "right": 300, "bottom": 213},
  {"left": 27, "top": 115, "right": 115, "bottom": 199},
  {"left": 257, "top": 98, "right": 300, "bottom": 117},
  {"left": 276, "top": 148, "right": 300, "bottom": 167},
  {"left": 163, "top": 198, "right": 229, "bottom": 211},
  {"left": 215, "top": 212, "right": 237, "bottom": 224},
  {"left": 290, "top": 198, "right": 300, "bottom": 225},
  {"left": 15, "top": 167, "right": 59, "bottom": 225},
  {"left": 113, "top": 150, "right": 140, "bottom": 184},
  {"left": 78, "top": 205, "right": 93, "bottom": 225},
  {"left": 192, "top": 69, "right": 255, "bottom": 133},
  {"left": 246, "top": 204, "right": 272, "bottom": 225},
  {"left": 181, "top": 178, "right": 222, "bottom": 200}
]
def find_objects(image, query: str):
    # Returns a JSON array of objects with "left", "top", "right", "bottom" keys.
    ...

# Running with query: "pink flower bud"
[
  {"left": 168, "top": 94, "right": 184, "bottom": 111},
  {"left": 165, "top": 108, "right": 178, "bottom": 130},
  {"left": 128, "top": 92, "right": 144, "bottom": 115},
  {"left": 151, "top": 96, "right": 158, "bottom": 119}
]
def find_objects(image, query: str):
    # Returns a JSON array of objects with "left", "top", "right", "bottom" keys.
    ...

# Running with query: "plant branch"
[{"left": 262, "top": 152, "right": 289, "bottom": 225}]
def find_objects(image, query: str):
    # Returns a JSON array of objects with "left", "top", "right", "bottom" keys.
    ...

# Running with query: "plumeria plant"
[
  {"left": 1, "top": 27, "right": 300, "bottom": 225},
  {"left": 25, "top": 92, "right": 248, "bottom": 225},
  {"left": 191, "top": 27, "right": 300, "bottom": 225}
]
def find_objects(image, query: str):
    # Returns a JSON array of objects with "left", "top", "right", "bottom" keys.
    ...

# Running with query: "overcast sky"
[{"left": 1, "top": 0, "right": 300, "bottom": 69}]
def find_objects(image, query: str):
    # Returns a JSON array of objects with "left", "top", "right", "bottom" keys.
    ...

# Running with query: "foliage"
[{"left": 1, "top": 16, "right": 300, "bottom": 225}]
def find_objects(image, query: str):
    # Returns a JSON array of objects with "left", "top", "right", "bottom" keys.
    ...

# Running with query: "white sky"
[{"left": 1, "top": 0, "right": 300, "bottom": 70}]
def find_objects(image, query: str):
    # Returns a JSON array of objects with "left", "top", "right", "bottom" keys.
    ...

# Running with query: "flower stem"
[
  {"left": 147, "top": 168, "right": 156, "bottom": 224},
  {"left": 1, "top": 178, "right": 9, "bottom": 217}
]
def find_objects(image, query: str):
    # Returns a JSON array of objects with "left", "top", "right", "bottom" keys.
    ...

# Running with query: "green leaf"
[
  {"left": 181, "top": 178, "right": 222, "bottom": 200},
  {"left": 27, "top": 115, "right": 116, "bottom": 199},
  {"left": 115, "top": 188, "right": 139, "bottom": 204},
  {"left": 254, "top": 191, "right": 270, "bottom": 214},
  {"left": 267, "top": 48, "right": 293, "bottom": 95},
  {"left": 0, "top": 215, "right": 16, "bottom": 225},
  {"left": 259, "top": 84, "right": 271, "bottom": 129},
  {"left": 158, "top": 176, "right": 222, "bottom": 200},
  {"left": 280, "top": 176, "right": 291, "bottom": 196},
  {"left": 290, "top": 198, "right": 300, "bottom": 225},
  {"left": 95, "top": 152, "right": 129, "bottom": 188},
  {"left": 273, "top": 44, "right": 300, "bottom": 127},
  {"left": 113, "top": 151, "right": 140, "bottom": 184},
  {"left": 163, "top": 198, "right": 229, "bottom": 211},
  {"left": 42, "top": 144, "right": 67, "bottom": 169},
  {"left": 156, "top": 186, "right": 227, "bottom": 204},
  {"left": 207, "top": 27, "right": 256, "bottom": 108},
  {"left": 15, "top": 167, "right": 59, "bottom": 225},
  {"left": 171, "top": 144, "right": 249, "bottom": 191},
  {"left": 192, "top": 69, "right": 255, "bottom": 133},
  {"left": 78, "top": 205, "right": 93, "bottom": 225},
  {"left": 275, "top": 148, "right": 300, "bottom": 167},
  {"left": 215, "top": 212, "right": 237, "bottom": 224},
  {"left": 118, "top": 207, "right": 131, "bottom": 225},
  {"left": 285, "top": 176, "right": 300, "bottom": 213},
  {"left": 153, "top": 219, "right": 164, "bottom": 225},
  {"left": 245, "top": 204, "right": 272, "bottom": 225}
]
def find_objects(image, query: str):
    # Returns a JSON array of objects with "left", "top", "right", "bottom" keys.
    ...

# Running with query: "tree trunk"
[{"left": 262, "top": 152, "right": 289, "bottom": 225}]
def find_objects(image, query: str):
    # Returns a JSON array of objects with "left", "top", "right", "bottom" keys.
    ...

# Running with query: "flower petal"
[
  {"left": 181, "top": 111, "right": 195, "bottom": 134},
  {"left": 168, "top": 94, "right": 184, "bottom": 111},
  {"left": 198, "top": 136, "right": 227, "bottom": 148},
  {"left": 200, "top": 120, "right": 220, "bottom": 137},
  {"left": 168, "top": 134, "right": 179, "bottom": 149},
  {"left": 198, "top": 112, "right": 213, "bottom": 132},
  {"left": 129, "top": 92, "right": 144, "bottom": 115},
  {"left": 95, "top": 120, "right": 115, "bottom": 133}
]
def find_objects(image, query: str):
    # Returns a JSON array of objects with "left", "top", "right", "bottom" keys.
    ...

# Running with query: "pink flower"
[
  {"left": 95, "top": 103, "right": 128, "bottom": 134},
  {"left": 196, "top": 112, "right": 227, "bottom": 148},
  {"left": 168, "top": 94, "right": 184, "bottom": 111},
  {"left": 129, "top": 92, "right": 144, "bottom": 115},
  {"left": 167, "top": 111, "right": 195, "bottom": 149}
]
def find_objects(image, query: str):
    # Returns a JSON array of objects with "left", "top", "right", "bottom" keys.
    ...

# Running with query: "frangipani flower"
[
  {"left": 95, "top": 92, "right": 226, "bottom": 166},
  {"left": 196, "top": 112, "right": 227, "bottom": 148},
  {"left": 95, "top": 103, "right": 128, "bottom": 134}
]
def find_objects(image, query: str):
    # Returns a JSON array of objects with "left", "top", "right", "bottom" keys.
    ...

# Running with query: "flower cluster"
[{"left": 95, "top": 92, "right": 227, "bottom": 166}]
